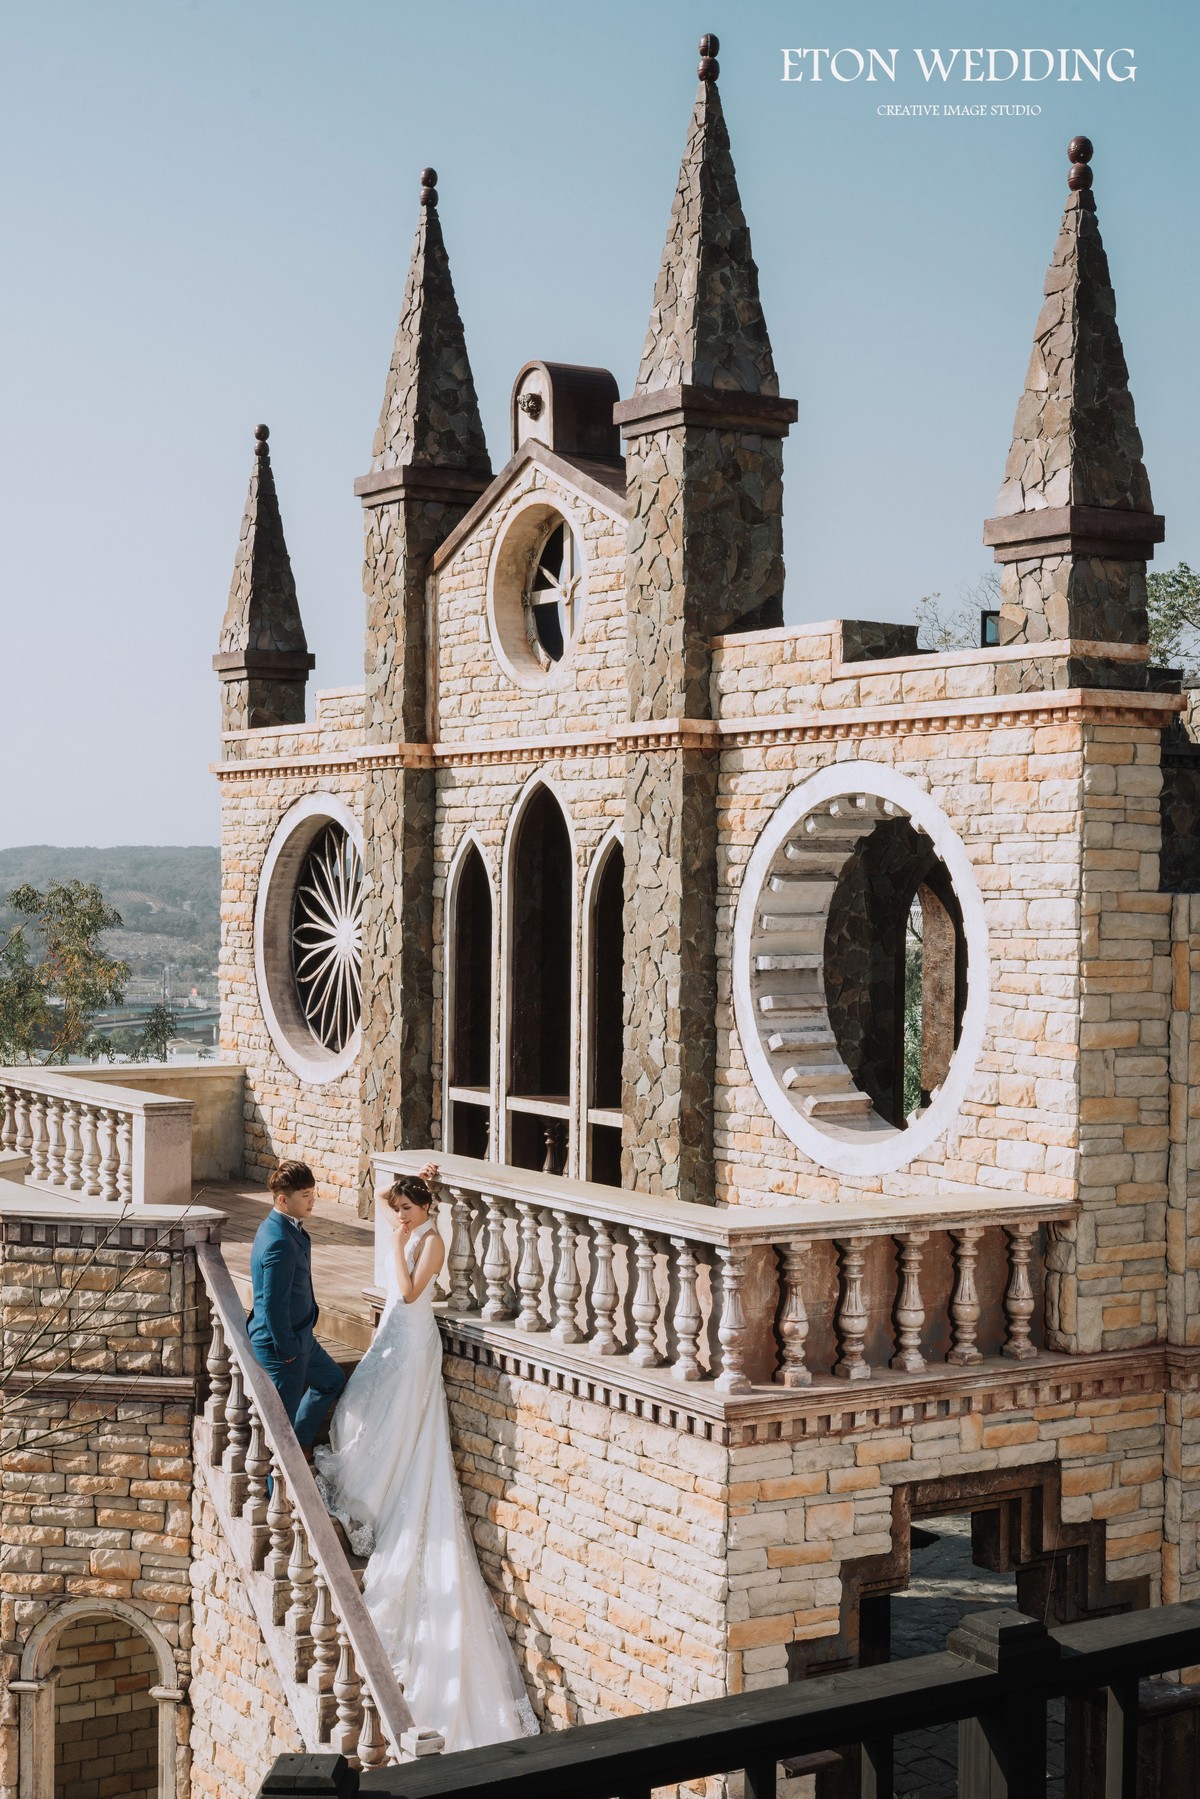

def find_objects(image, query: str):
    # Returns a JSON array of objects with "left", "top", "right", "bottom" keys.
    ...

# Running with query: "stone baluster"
[
  {"left": 1002, "top": 1222, "right": 1038, "bottom": 1361},
  {"left": 265, "top": 1460, "right": 293, "bottom": 1623},
  {"left": 357, "top": 1690, "right": 387, "bottom": 1771},
  {"left": 204, "top": 1315, "right": 232, "bottom": 1465},
  {"left": 0, "top": 1087, "right": 14, "bottom": 1152},
  {"left": 714, "top": 1245, "right": 752, "bottom": 1394},
  {"left": 670, "top": 1238, "right": 702, "bottom": 1382},
  {"left": 514, "top": 1203, "right": 547, "bottom": 1332},
  {"left": 948, "top": 1227, "right": 985, "bottom": 1366},
  {"left": 45, "top": 1097, "right": 65, "bottom": 1187},
  {"left": 891, "top": 1232, "right": 929, "bottom": 1374},
  {"left": 13, "top": 1089, "right": 31, "bottom": 1157},
  {"left": 481, "top": 1193, "right": 515, "bottom": 1321},
  {"left": 629, "top": 1230, "right": 661, "bottom": 1368},
  {"left": 590, "top": 1220, "right": 618, "bottom": 1355},
  {"left": 116, "top": 1113, "right": 133, "bottom": 1203},
  {"left": 833, "top": 1237, "right": 871, "bottom": 1381},
  {"left": 446, "top": 1186, "right": 477, "bottom": 1312},
  {"left": 286, "top": 1514, "right": 316, "bottom": 1679},
  {"left": 98, "top": 1110, "right": 120, "bottom": 1202},
  {"left": 243, "top": 1409, "right": 271, "bottom": 1562},
  {"left": 63, "top": 1101, "right": 83, "bottom": 1191},
  {"left": 308, "top": 1571, "right": 339, "bottom": 1735},
  {"left": 331, "top": 1625, "right": 363, "bottom": 1762},
  {"left": 28, "top": 1096, "right": 48, "bottom": 1181},
  {"left": 80, "top": 1107, "right": 102, "bottom": 1198},
  {"left": 775, "top": 1242, "right": 811, "bottom": 1388},
  {"left": 551, "top": 1214, "right": 582, "bottom": 1344},
  {"left": 223, "top": 1363, "right": 250, "bottom": 1512}
]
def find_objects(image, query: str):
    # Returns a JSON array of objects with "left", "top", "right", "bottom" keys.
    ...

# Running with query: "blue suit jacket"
[{"left": 247, "top": 1209, "right": 319, "bottom": 1362}]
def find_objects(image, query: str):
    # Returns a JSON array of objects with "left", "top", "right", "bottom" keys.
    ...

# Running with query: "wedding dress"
[{"left": 314, "top": 1219, "right": 538, "bottom": 1750}]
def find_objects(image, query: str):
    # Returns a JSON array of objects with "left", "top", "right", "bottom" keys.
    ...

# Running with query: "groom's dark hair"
[
  {"left": 384, "top": 1174, "right": 433, "bottom": 1212},
  {"left": 268, "top": 1159, "right": 316, "bottom": 1195}
]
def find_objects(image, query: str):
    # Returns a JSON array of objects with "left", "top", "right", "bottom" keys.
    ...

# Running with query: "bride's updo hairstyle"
[
  {"left": 269, "top": 1159, "right": 315, "bottom": 1196},
  {"left": 384, "top": 1174, "right": 434, "bottom": 1214}
]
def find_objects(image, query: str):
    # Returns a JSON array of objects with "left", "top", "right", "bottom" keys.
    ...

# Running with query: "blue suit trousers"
[{"left": 252, "top": 1331, "right": 346, "bottom": 1449}]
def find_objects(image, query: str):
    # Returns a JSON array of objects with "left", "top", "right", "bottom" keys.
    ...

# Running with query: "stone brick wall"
[
  {"left": 186, "top": 1461, "right": 304, "bottom": 1797},
  {"left": 49, "top": 1614, "right": 158, "bottom": 1799}
]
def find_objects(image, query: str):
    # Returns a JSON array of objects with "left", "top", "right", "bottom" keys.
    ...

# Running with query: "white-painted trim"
[
  {"left": 485, "top": 491, "right": 590, "bottom": 692},
  {"left": 498, "top": 772, "right": 580, "bottom": 1170},
  {"left": 441, "top": 831, "right": 497, "bottom": 1157},
  {"left": 732, "top": 762, "right": 990, "bottom": 1178},
  {"left": 19, "top": 1598, "right": 182, "bottom": 1799},
  {"left": 580, "top": 826, "right": 625, "bottom": 1178},
  {"left": 253, "top": 792, "right": 364, "bottom": 1087}
]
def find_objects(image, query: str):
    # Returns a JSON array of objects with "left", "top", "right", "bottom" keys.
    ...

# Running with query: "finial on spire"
[
  {"left": 1067, "top": 135, "right": 1094, "bottom": 192},
  {"left": 254, "top": 422, "right": 269, "bottom": 458},
  {"left": 420, "top": 167, "right": 438, "bottom": 207},
  {"left": 698, "top": 33, "right": 719, "bottom": 81}
]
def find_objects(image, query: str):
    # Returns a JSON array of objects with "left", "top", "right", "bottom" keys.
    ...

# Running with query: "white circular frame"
[
  {"left": 485, "top": 492, "right": 588, "bottom": 690},
  {"left": 254, "top": 793, "right": 365, "bottom": 1085},
  {"left": 733, "top": 762, "right": 989, "bottom": 1176}
]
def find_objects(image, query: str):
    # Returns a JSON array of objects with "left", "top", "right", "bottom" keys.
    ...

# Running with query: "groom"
[{"left": 247, "top": 1160, "right": 346, "bottom": 1452}]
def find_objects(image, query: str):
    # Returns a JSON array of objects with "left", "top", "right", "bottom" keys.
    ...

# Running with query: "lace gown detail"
[{"left": 314, "top": 1221, "right": 538, "bottom": 1750}]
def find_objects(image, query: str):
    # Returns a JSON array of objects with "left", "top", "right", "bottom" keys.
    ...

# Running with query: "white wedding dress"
[{"left": 314, "top": 1219, "right": 538, "bottom": 1751}]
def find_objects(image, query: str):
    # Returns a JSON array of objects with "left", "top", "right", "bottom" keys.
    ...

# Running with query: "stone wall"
[
  {"left": 186, "top": 1461, "right": 304, "bottom": 1797},
  {"left": 49, "top": 1614, "right": 158, "bottom": 1799}
]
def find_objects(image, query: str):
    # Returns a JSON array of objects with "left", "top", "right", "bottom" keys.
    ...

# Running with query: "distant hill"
[{"left": 0, "top": 846, "right": 221, "bottom": 997}]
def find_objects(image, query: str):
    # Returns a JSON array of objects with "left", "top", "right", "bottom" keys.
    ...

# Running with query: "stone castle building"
[{"left": 3, "top": 36, "right": 1199, "bottom": 1799}]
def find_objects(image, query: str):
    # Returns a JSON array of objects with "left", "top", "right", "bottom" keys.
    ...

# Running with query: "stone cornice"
[
  {"left": 212, "top": 687, "right": 1182, "bottom": 783},
  {"left": 352, "top": 464, "right": 493, "bottom": 509},
  {"left": 0, "top": 1370, "right": 199, "bottom": 1404},
  {"left": 440, "top": 1324, "right": 1180, "bottom": 1447},
  {"left": 615, "top": 384, "right": 798, "bottom": 439},
  {"left": 212, "top": 649, "right": 315, "bottom": 680},
  {"left": 983, "top": 504, "right": 1166, "bottom": 563}
]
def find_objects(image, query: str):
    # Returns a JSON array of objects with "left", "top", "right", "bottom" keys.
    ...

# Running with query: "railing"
[
  {"left": 0, "top": 1066, "right": 192, "bottom": 1207},
  {"left": 374, "top": 1153, "right": 1073, "bottom": 1395},
  {"left": 260, "top": 1601, "right": 1200, "bottom": 1798},
  {"left": 196, "top": 1244, "right": 431, "bottom": 1769}
]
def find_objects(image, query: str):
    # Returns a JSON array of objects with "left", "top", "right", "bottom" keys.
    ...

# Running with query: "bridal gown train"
[{"left": 314, "top": 1220, "right": 537, "bottom": 1751}]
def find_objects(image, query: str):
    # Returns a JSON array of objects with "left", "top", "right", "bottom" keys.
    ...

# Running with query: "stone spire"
[
  {"left": 985, "top": 138, "right": 1163, "bottom": 653},
  {"left": 355, "top": 171, "right": 494, "bottom": 1188},
  {"left": 617, "top": 38, "right": 797, "bottom": 1206},
  {"left": 635, "top": 55, "right": 778, "bottom": 397},
  {"left": 213, "top": 424, "right": 314, "bottom": 732},
  {"left": 368, "top": 167, "right": 490, "bottom": 477}
]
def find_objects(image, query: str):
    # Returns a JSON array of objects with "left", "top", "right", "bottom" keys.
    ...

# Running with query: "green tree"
[
  {"left": 1146, "top": 562, "right": 1200, "bottom": 677},
  {"left": 135, "top": 1002, "right": 179, "bottom": 1063},
  {"left": 0, "top": 882, "right": 129, "bottom": 1063}
]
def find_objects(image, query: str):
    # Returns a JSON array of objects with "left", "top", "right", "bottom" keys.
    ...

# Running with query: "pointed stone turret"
[
  {"left": 213, "top": 424, "right": 314, "bottom": 732},
  {"left": 984, "top": 137, "right": 1164, "bottom": 661},
  {"left": 617, "top": 38, "right": 797, "bottom": 1203},
  {"left": 355, "top": 172, "right": 493, "bottom": 1179}
]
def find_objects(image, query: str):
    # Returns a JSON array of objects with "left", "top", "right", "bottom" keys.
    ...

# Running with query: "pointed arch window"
[
  {"left": 447, "top": 841, "right": 493, "bottom": 1159},
  {"left": 586, "top": 836, "right": 624, "bottom": 1186},
  {"left": 507, "top": 786, "right": 573, "bottom": 1173}
]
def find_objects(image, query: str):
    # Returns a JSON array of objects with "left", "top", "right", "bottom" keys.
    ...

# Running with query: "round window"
[
  {"left": 733, "top": 765, "right": 989, "bottom": 1176},
  {"left": 254, "top": 795, "right": 365, "bottom": 1084},
  {"left": 486, "top": 496, "right": 587, "bottom": 687}
]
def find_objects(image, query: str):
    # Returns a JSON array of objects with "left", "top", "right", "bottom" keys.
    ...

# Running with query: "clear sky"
[{"left": 1, "top": 0, "right": 1195, "bottom": 846}]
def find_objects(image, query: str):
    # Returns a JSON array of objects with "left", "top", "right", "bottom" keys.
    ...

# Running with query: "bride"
[{"left": 314, "top": 1168, "right": 537, "bottom": 1750}]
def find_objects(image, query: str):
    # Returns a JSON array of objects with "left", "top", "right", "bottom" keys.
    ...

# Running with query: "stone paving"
[{"left": 889, "top": 1513, "right": 1063, "bottom": 1799}]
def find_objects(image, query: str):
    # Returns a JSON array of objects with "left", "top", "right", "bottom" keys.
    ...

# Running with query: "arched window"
[
  {"left": 507, "top": 786, "right": 573, "bottom": 1172},
  {"left": 447, "top": 841, "right": 493, "bottom": 1159},
  {"left": 586, "top": 837, "right": 624, "bottom": 1185}
]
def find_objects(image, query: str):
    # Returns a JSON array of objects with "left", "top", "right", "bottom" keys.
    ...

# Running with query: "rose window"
[
  {"left": 524, "top": 519, "right": 582, "bottom": 668},
  {"left": 290, "top": 824, "right": 364, "bottom": 1054}
]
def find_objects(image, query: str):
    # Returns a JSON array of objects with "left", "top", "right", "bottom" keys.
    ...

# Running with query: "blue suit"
[{"left": 247, "top": 1208, "right": 345, "bottom": 1449}]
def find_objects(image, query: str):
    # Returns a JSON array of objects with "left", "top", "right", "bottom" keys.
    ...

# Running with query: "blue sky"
[{"left": 1, "top": 0, "right": 1195, "bottom": 845}]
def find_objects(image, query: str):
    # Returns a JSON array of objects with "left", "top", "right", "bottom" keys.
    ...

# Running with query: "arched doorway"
[
  {"left": 506, "top": 785, "right": 573, "bottom": 1173},
  {"left": 447, "top": 839, "right": 494, "bottom": 1159},
  {"left": 585, "top": 834, "right": 624, "bottom": 1186}
]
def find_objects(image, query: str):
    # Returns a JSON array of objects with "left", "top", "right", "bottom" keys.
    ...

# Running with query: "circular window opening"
[
  {"left": 733, "top": 767, "right": 988, "bottom": 1177},
  {"left": 254, "top": 795, "right": 365, "bottom": 1084},
  {"left": 487, "top": 498, "right": 587, "bottom": 687}
]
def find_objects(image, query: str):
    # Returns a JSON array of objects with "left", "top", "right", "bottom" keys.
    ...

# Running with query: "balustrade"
[
  {"left": 196, "top": 1244, "right": 417, "bottom": 1769},
  {"left": 0, "top": 1068, "right": 191, "bottom": 1207},
  {"left": 376, "top": 1152, "right": 1072, "bottom": 1398}
]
